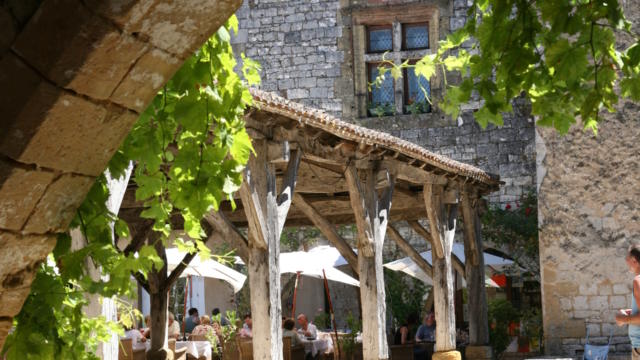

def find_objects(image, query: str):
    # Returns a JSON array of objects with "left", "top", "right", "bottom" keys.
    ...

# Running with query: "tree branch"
[
  {"left": 166, "top": 252, "right": 197, "bottom": 288},
  {"left": 134, "top": 272, "right": 150, "bottom": 293}
]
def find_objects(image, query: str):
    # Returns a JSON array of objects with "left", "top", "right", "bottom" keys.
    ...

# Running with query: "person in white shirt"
[
  {"left": 296, "top": 314, "right": 317, "bottom": 339},
  {"left": 123, "top": 327, "right": 147, "bottom": 350},
  {"left": 168, "top": 312, "right": 181, "bottom": 340}
]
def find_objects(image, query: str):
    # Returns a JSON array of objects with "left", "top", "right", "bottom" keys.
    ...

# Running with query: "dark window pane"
[
  {"left": 404, "top": 24, "right": 429, "bottom": 49},
  {"left": 368, "top": 28, "right": 393, "bottom": 52},
  {"left": 406, "top": 67, "right": 431, "bottom": 113},
  {"left": 370, "top": 66, "right": 395, "bottom": 106}
]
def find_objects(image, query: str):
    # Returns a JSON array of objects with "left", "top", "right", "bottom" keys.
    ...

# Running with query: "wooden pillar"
[
  {"left": 424, "top": 182, "right": 460, "bottom": 360},
  {"left": 461, "top": 190, "right": 492, "bottom": 360},
  {"left": 240, "top": 140, "right": 300, "bottom": 360},
  {"left": 345, "top": 164, "right": 394, "bottom": 360}
]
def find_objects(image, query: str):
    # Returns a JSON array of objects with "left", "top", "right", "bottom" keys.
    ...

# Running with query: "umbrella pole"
[
  {"left": 291, "top": 271, "right": 301, "bottom": 318},
  {"left": 323, "top": 269, "right": 341, "bottom": 360},
  {"left": 182, "top": 275, "right": 190, "bottom": 337}
]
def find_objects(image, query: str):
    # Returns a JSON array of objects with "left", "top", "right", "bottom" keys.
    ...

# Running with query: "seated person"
[
  {"left": 142, "top": 315, "right": 151, "bottom": 339},
  {"left": 185, "top": 307, "right": 200, "bottom": 334},
  {"left": 192, "top": 315, "right": 215, "bottom": 336},
  {"left": 122, "top": 320, "right": 147, "bottom": 351},
  {"left": 212, "top": 308, "right": 230, "bottom": 326},
  {"left": 282, "top": 318, "right": 303, "bottom": 347},
  {"left": 415, "top": 313, "right": 436, "bottom": 342},
  {"left": 168, "top": 312, "right": 181, "bottom": 340},
  {"left": 394, "top": 313, "right": 418, "bottom": 345},
  {"left": 239, "top": 313, "right": 253, "bottom": 338},
  {"left": 296, "top": 314, "right": 317, "bottom": 339}
]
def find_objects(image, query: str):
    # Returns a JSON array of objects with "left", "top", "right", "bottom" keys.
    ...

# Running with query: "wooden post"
[
  {"left": 240, "top": 140, "right": 300, "bottom": 360},
  {"left": 461, "top": 190, "right": 492, "bottom": 360},
  {"left": 424, "top": 182, "right": 460, "bottom": 360},
  {"left": 345, "top": 164, "right": 394, "bottom": 360}
]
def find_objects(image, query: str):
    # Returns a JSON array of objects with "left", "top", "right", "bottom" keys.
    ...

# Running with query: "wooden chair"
[
  {"left": 169, "top": 338, "right": 188, "bottom": 360},
  {"left": 390, "top": 344, "right": 414, "bottom": 360},
  {"left": 237, "top": 338, "right": 253, "bottom": 360},
  {"left": 282, "top": 336, "right": 306, "bottom": 360},
  {"left": 119, "top": 338, "right": 133, "bottom": 360}
]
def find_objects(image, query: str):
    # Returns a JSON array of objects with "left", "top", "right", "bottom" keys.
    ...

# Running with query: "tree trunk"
[
  {"left": 147, "top": 289, "right": 170, "bottom": 360},
  {"left": 147, "top": 240, "right": 170, "bottom": 360}
]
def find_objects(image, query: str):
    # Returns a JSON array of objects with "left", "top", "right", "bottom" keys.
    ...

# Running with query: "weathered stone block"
[
  {"left": 588, "top": 296, "right": 609, "bottom": 310},
  {"left": 0, "top": 160, "right": 55, "bottom": 231},
  {"left": 111, "top": 48, "right": 180, "bottom": 112},
  {"left": 86, "top": 0, "right": 243, "bottom": 58},
  {"left": 613, "top": 283, "right": 629, "bottom": 295},
  {"left": 609, "top": 295, "right": 627, "bottom": 309},
  {"left": 13, "top": 0, "right": 148, "bottom": 100},
  {"left": 581, "top": 283, "right": 599, "bottom": 296},
  {"left": 0, "top": 82, "right": 138, "bottom": 176},
  {"left": 0, "top": 319, "right": 11, "bottom": 350},
  {"left": 23, "top": 174, "right": 95, "bottom": 234},
  {"left": 574, "top": 296, "right": 589, "bottom": 310},
  {"left": 0, "top": 232, "right": 56, "bottom": 292},
  {"left": 0, "top": 286, "right": 31, "bottom": 317}
]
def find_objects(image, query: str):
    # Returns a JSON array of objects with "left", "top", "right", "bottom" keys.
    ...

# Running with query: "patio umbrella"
[
  {"left": 306, "top": 245, "right": 352, "bottom": 267},
  {"left": 279, "top": 251, "right": 359, "bottom": 286},
  {"left": 383, "top": 243, "right": 513, "bottom": 286},
  {"left": 165, "top": 248, "right": 247, "bottom": 293}
]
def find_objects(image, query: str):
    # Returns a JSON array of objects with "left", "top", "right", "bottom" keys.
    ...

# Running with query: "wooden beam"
[
  {"left": 408, "top": 220, "right": 433, "bottom": 247},
  {"left": 241, "top": 139, "right": 301, "bottom": 360},
  {"left": 387, "top": 225, "right": 433, "bottom": 278},
  {"left": 381, "top": 159, "right": 447, "bottom": 186},
  {"left": 345, "top": 164, "right": 375, "bottom": 257},
  {"left": 461, "top": 190, "right": 490, "bottom": 347},
  {"left": 293, "top": 193, "right": 359, "bottom": 274},
  {"left": 423, "top": 183, "right": 444, "bottom": 258},
  {"left": 203, "top": 212, "right": 249, "bottom": 263},
  {"left": 460, "top": 192, "right": 479, "bottom": 267},
  {"left": 429, "top": 195, "right": 460, "bottom": 355},
  {"left": 348, "top": 165, "right": 394, "bottom": 360}
]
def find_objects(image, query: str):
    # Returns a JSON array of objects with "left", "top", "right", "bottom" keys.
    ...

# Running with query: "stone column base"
[
  {"left": 432, "top": 350, "right": 462, "bottom": 360},
  {"left": 465, "top": 345, "right": 493, "bottom": 360}
]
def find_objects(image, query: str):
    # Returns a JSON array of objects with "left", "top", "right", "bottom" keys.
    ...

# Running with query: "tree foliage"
[
  {"left": 2, "top": 16, "right": 260, "bottom": 359},
  {"left": 481, "top": 191, "right": 539, "bottom": 278},
  {"left": 375, "top": 0, "right": 640, "bottom": 134}
]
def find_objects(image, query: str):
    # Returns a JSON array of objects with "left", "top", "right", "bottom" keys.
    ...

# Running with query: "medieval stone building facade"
[{"left": 232, "top": 0, "right": 640, "bottom": 357}]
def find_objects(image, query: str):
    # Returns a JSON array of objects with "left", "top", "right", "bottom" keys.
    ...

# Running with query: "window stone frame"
[{"left": 352, "top": 4, "right": 440, "bottom": 118}]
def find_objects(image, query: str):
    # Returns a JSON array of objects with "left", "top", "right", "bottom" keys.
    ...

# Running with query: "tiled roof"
[{"left": 250, "top": 89, "right": 501, "bottom": 190}]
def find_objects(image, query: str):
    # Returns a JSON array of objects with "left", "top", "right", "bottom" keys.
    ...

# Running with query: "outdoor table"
[
  {"left": 176, "top": 340, "right": 212, "bottom": 360},
  {"left": 300, "top": 337, "right": 329, "bottom": 357}
]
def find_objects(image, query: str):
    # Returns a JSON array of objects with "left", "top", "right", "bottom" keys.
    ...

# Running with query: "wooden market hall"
[{"left": 121, "top": 89, "right": 501, "bottom": 360}]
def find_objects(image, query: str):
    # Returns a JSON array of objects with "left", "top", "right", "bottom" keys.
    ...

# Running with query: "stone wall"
[
  {"left": 537, "top": 110, "right": 640, "bottom": 356},
  {"left": 232, "top": 0, "right": 536, "bottom": 206},
  {"left": 0, "top": 0, "right": 242, "bottom": 349},
  {"left": 537, "top": 0, "right": 640, "bottom": 355}
]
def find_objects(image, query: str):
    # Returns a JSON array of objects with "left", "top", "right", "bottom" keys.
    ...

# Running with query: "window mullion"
[{"left": 392, "top": 21, "right": 403, "bottom": 115}]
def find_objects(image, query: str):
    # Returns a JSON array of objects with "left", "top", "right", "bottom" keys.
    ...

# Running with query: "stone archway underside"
[{"left": 0, "top": 0, "right": 242, "bottom": 348}]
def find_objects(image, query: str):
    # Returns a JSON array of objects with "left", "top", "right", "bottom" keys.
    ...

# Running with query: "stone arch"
[{"left": 0, "top": 0, "right": 241, "bottom": 348}]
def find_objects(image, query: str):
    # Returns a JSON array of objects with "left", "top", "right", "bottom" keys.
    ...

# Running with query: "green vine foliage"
[
  {"left": 375, "top": 0, "right": 640, "bottom": 134},
  {"left": 2, "top": 16, "right": 260, "bottom": 359},
  {"left": 384, "top": 269, "right": 428, "bottom": 329},
  {"left": 481, "top": 191, "right": 539, "bottom": 276}
]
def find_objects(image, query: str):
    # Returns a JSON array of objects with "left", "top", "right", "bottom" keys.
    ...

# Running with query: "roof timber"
[{"left": 120, "top": 90, "right": 500, "bottom": 231}]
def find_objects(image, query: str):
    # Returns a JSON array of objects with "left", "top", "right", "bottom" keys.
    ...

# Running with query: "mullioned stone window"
[{"left": 352, "top": 5, "right": 440, "bottom": 118}]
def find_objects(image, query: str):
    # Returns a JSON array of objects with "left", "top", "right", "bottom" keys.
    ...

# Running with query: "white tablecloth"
[
  {"left": 300, "top": 337, "right": 329, "bottom": 357},
  {"left": 176, "top": 341, "right": 212, "bottom": 360}
]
